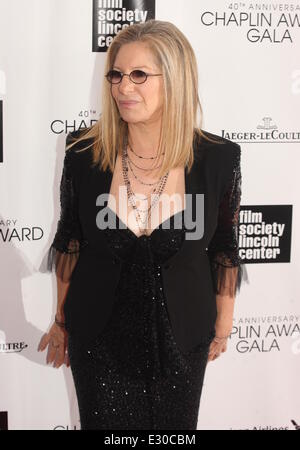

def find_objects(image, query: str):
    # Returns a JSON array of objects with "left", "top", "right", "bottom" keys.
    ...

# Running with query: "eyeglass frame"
[{"left": 105, "top": 69, "right": 163, "bottom": 85}]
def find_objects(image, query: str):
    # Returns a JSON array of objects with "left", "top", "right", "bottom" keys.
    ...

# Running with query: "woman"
[{"left": 38, "top": 19, "right": 246, "bottom": 430}]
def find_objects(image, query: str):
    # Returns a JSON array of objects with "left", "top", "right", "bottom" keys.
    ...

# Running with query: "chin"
[{"left": 120, "top": 114, "right": 146, "bottom": 124}]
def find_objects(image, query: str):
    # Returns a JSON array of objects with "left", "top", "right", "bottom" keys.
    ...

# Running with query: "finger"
[
  {"left": 208, "top": 345, "right": 220, "bottom": 357},
  {"left": 208, "top": 351, "right": 218, "bottom": 362},
  {"left": 208, "top": 345, "right": 222, "bottom": 360},
  {"left": 212, "top": 342, "right": 226, "bottom": 352},
  {"left": 210, "top": 341, "right": 222, "bottom": 349},
  {"left": 56, "top": 350, "right": 67, "bottom": 368},
  {"left": 208, "top": 340, "right": 224, "bottom": 356},
  {"left": 46, "top": 344, "right": 59, "bottom": 364},
  {"left": 38, "top": 333, "right": 50, "bottom": 352},
  {"left": 208, "top": 349, "right": 215, "bottom": 360},
  {"left": 208, "top": 344, "right": 219, "bottom": 355},
  {"left": 53, "top": 343, "right": 70, "bottom": 367},
  {"left": 220, "top": 342, "right": 227, "bottom": 352},
  {"left": 50, "top": 354, "right": 63, "bottom": 368},
  {"left": 53, "top": 347, "right": 65, "bottom": 368}
]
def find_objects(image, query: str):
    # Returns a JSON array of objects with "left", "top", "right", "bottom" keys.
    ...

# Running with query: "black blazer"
[{"left": 47, "top": 129, "right": 244, "bottom": 353}]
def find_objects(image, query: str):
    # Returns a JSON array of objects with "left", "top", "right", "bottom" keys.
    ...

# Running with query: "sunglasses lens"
[
  {"left": 106, "top": 69, "right": 147, "bottom": 84},
  {"left": 107, "top": 70, "right": 122, "bottom": 84},
  {"left": 130, "top": 70, "right": 147, "bottom": 83}
]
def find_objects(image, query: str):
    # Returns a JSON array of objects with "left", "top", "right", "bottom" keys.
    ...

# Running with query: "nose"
[{"left": 118, "top": 74, "right": 135, "bottom": 93}]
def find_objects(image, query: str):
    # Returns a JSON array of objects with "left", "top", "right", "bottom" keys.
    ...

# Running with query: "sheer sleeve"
[
  {"left": 47, "top": 133, "right": 88, "bottom": 282},
  {"left": 207, "top": 144, "right": 247, "bottom": 297}
]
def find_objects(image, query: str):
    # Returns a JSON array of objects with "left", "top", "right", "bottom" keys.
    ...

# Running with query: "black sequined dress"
[
  {"left": 45, "top": 129, "right": 247, "bottom": 431},
  {"left": 67, "top": 210, "right": 212, "bottom": 430}
]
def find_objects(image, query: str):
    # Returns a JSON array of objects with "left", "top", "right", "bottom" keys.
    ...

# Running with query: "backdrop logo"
[
  {"left": 232, "top": 314, "right": 300, "bottom": 353},
  {"left": 239, "top": 205, "right": 292, "bottom": 263},
  {"left": 92, "top": 0, "right": 156, "bottom": 52},
  {"left": 0, "top": 340, "right": 28, "bottom": 354},
  {"left": 222, "top": 117, "right": 300, "bottom": 143},
  {"left": 0, "top": 219, "right": 44, "bottom": 244},
  {"left": 51, "top": 115, "right": 99, "bottom": 135},
  {"left": 200, "top": 3, "right": 300, "bottom": 44}
]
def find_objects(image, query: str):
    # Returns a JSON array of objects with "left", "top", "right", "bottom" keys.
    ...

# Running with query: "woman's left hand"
[
  {"left": 207, "top": 335, "right": 229, "bottom": 362},
  {"left": 207, "top": 318, "right": 233, "bottom": 362}
]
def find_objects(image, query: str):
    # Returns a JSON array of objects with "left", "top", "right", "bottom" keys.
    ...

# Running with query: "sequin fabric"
[
  {"left": 47, "top": 142, "right": 88, "bottom": 283},
  {"left": 207, "top": 145, "right": 246, "bottom": 297},
  {"left": 67, "top": 212, "right": 212, "bottom": 430}
]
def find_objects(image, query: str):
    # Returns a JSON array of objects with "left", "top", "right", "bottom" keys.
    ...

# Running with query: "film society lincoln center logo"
[
  {"left": 92, "top": 0, "right": 156, "bottom": 52},
  {"left": 239, "top": 205, "right": 292, "bottom": 264}
]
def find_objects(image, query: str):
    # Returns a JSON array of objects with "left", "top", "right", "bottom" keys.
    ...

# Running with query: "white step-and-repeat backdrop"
[{"left": 0, "top": 0, "right": 299, "bottom": 430}]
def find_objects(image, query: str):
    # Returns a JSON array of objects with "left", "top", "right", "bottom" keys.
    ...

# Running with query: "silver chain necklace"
[
  {"left": 127, "top": 160, "right": 160, "bottom": 211},
  {"left": 122, "top": 132, "right": 169, "bottom": 234},
  {"left": 128, "top": 139, "right": 165, "bottom": 160},
  {"left": 127, "top": 149, "right": 163, "bottom": 173}
]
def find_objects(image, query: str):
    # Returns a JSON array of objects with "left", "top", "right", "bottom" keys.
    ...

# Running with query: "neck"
[{"left": 127, "top": 122, "right": 162, "bottom": 159}]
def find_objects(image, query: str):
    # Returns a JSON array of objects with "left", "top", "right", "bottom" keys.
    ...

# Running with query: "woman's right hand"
[{"left": 37, "top": 322, "right": 70, "bottom": 368}]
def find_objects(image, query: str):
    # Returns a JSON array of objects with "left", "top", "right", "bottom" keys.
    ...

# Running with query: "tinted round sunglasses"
[{"left": 105, "top": 69, "right": 163, "bottom": 85}]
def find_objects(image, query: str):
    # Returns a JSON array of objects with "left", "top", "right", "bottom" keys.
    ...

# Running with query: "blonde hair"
[{"left": 67, "top": 19, "right": 223, "bottom": 177}]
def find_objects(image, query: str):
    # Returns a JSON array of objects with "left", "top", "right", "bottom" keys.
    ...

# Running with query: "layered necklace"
[{"left": 121, "top": 131, "right": 169, "bottom": 236}]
